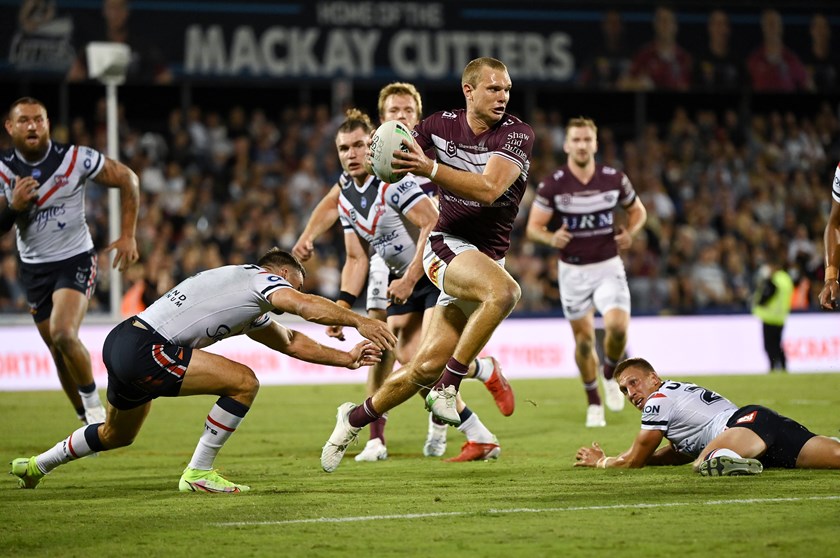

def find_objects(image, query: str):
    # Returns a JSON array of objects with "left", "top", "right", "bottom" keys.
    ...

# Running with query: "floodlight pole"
[{"left": 103, "top": 77, "right": 122, "bottom": 320}]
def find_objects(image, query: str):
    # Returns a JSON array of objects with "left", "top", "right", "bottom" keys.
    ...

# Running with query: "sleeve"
[
  {"left": 532, "top": 179, "right": 554, "bottom": 212},
  {"left": 619, "top": 172, "right": 638, "bottom": 207},
  {"left": 386, "top": 176, "right": 427, "bottom": 215},
  {"left": 492, "top": 121, "right": 534, "bottom": 169},
  {"left": 337, "top": 195, "right": 355, "bottom": 234},
  {"left": 252, "top": 271, "right": 293, "bottom": 305},
  {"left": 80, "top": 146, "right": 106, "bottom": 181},
  {"left": 411, "top": 116, "right": 433, "bottom": 153},
  {"left": 640, "top": 392, "right": 671, "bottom": 432},
  {"left": 832, "top": 163, "right": 840, "bottom": 204}
]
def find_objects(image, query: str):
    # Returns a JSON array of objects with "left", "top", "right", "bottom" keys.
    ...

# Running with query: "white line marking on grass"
[{"left": 215, "top": 495, "right": 840, "bottom": 527}]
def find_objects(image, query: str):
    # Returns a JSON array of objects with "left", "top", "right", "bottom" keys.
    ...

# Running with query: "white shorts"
[
  {"left": 558, "top": 256, "right": 631, "bottom": 320},
  {"left": 423, "top": 233, "right": 505, "bottom": 318},
  {"left": 366, "top": 253, "right": 390, "bottom": 311}
]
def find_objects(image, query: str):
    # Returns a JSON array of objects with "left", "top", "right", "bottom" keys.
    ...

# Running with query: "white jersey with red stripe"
[
  {"left": 640, "top": 380, "right": 739, "bottom": 457},
  {"left": 138, "top": 264, "right": 293, "bottom": 348},
  {"left": 337, "top": 171, "right": 428, "bottom": 276},
  {"left": 0, "top": 141, "right": 105, "bottom": 264}
]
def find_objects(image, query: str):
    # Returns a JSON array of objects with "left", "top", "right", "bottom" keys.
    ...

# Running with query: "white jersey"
[
  {"left": 832, "top": 162, "right": 840, "bottom": 203},
  {"left": 0, "top": 141, "right": 105, "bottom": 264},
  {"left": 641, "top": 380, "right": 738, "bottom": 457},
  {"left": 338, "top": 171, "right": 427, "bottom": 276},
  {"left": 138, "top": 264, "right": 293, "bottom": 348}
]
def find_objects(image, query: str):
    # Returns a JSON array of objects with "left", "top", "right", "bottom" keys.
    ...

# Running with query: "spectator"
[
  {"left": 577, "top": 10, "right": 634, "bottom": 90},
  {"left": 747, "top": 9, "right": 812, "bottom": 92},
  {"left": 624, "top": 6, "right": 693, "bottom": 91},
  {"left": 694, "top": 9, "right": 743, "bottom": 91},
  {"left": 803, "top": 13, "right": 839, "bottom": 92}
]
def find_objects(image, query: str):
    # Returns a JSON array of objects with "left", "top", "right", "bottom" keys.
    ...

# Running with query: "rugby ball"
[{"left": 370, "top": 120, "right": 413, "bottom": 183}]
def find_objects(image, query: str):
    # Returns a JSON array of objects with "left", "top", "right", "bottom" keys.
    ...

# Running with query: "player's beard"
[
  {"left": 570, "top": 152, "right": 592, "bottom": 169},
  {"left": 15, "top": 133, "right": 49, "bottom": 162}
]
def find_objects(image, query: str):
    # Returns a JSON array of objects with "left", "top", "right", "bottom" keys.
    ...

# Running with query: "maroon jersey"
[
  {"left": 413, "top": 109, "right": 534, "bottom": 260},
  {"left": 533, "top": 164, "right": 637, "bottom": 265}
]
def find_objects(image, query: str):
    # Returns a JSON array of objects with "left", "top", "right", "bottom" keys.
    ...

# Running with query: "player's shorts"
[
  {"left": 726, "top": 404, "right": 816, "bottom": 468},
  {"left": 20, "top": 250, "right": 98, "bottom": 323},
  {"left": 102, "top": 317, "right": 194, "bottom": 410},
  {"left": 557, "top": 256, "right": 631, "bottom": 321},
  {"left": 423, "top": 232, "right": 505, "bottom": 318},
  {"left": 387, "top": 274, "right": 439, "bottom": 317},
  {"left": 366, "top": 253, "right": 389, "bottom": 312}
]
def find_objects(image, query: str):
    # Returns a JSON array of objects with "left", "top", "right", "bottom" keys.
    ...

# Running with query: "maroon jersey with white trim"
[
  {"left": 533, "top": 164, "right": 637, "bottom": 265},
  {"left": 413, "top": 109, "right": 534, "bottom": 260}
]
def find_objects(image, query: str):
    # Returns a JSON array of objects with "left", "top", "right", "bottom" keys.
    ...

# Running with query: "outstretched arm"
[
  {"left": 247, "top": 321, "right": 381, "bottom": 369},
  {"left": 267, "top": 287, "right": 396, "bottom": 351},
  {"left": 574, "top": 429, "right": 665, "bottom": 469},
  {"left": 293, "top": 184, "right": 341, "bottom": 261},
  {"left": 93, "top": 157, "right": 140, "bottom": 271}
]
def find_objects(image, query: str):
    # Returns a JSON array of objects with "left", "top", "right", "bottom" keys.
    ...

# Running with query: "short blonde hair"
[
  {"left": 462, "top": 57, "right": 508, "bottom": 88},
  {"left": 566, "top": 117, "right": 598, "bottom": 136},
  {"left": 378, "top": 82, "right": 423, "bottom": 121}
]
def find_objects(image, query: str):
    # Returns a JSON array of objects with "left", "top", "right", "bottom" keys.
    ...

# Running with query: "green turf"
[{"left": 2, "top": 374, "right": 839, "bottom": 557}]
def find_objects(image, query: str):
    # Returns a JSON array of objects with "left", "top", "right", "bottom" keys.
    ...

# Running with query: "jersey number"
[{"left": 663, "top": 382, "right": 723, "bottom": 404}]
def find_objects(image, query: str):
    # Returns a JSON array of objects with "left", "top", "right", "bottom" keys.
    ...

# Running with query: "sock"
[
  {"left": 78, "top": 383, "right": 103, "bottom": 411},
  {"left": 456, "top": 408, "right": 495, "bottom": 444},
  {"left": 473, "top": 357, "right": 493, "bottom": 382},
  {"left": 369, "top": 415, "right": 387, "bottom": 445},
  {"left": 428, "top": 412, "right": 448, "bottom": 430},
  {"left": 36, "top": 424, "right": 104, "bottom": 474},
  {"left": 349, "top": 397, "right": 380, "bottom": 428},
  {"left": 584, "top": 379, "right": 601, "bottom": 406},
  {"left": 433, "top": 358, "right": 469, "bottom": 390},
  {"left": 187, "top": 397, "right": 249, "bottom": 470},
  {"left": 603, "top": 357, "right": 618, "bottom": 381}
]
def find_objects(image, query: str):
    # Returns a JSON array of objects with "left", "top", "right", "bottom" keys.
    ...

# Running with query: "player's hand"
[
  {"left": 356, "top": 317, "right": 397, "bottom": 351},
  {"left": 819, "top": 280, "right": 840, "bottom": 310},
  {"left": 326, "top": 324, "right": 346, "bottom": 341},
  {"left": 574, "top": 441, "right": 606, "bottom": 467},
  {"left": 614, "top": 225, "right": 633, "bottom": 250},
  {"left": 345, "top": 340, "right": 382, "bottom": 369},
  {"left": 107, "top": 235, "right": 139, "bottom": 272},
  {"left": 292, "top": 238, "right": 314, "bottom": 262},
  {"left": 9, "top": 176, "right": 39, "bottom": 211},
  {"left": 551, "top": 223, "right": 572, "bottom": 249},
  {"left": 387, "top": 276, "right": 415, "bottom": 305},
  {"left": 391, "top": 135, "right": 431, "bottom": 177}
]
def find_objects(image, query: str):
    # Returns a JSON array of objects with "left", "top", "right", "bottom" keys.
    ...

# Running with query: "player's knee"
[
  {"left": 50, "top": 328, "right": 80, "bottom": 353},
  {"left": 575, "top": 335, "right": 594, "bottom": 355},
  {"left": 239, "top": 368, "right": 260, "bottom": 400},
  {"left": 413, "top": 358, "right": 447, "bottom": 385},
  {"left": 489, "top": 277, "right": 521, "bottom": 314}
]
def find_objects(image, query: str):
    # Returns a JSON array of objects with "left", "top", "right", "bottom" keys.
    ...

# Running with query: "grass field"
[{"left": 2, "top": 373, "right": 839, "bottom": 558}]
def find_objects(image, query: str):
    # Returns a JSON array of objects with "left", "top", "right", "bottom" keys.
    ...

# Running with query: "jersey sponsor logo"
[
  {"left": 164, "top": 288, "right": 187, "bottom": 307},
  {"left": 33, "top": 204, "right": 67, "bottom": 232},
  {"left": 643, "top": 404, "right": 660, "bottom": 414},
  {"left": 442, "top": 111, "right": 457, "bottom": 119},
  {"left": 603, "top": 166, "right": 617, "bottom": 175},
  {"left": 735, "top": 410, "right": 758, "bottom": 424},
  {"left": 206, "top": 324, "right": 232, "bottom": 343},
  {"left": 55, "top": 146, "right": 65, "bottom": 155}
]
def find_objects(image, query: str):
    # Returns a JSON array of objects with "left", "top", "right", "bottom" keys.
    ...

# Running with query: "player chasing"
[
  {"left": 11, "top": 248, "right": 395, "bottom": 492},
  {"left": 295, "top": 83, "right": 514, "bottom": 463},
  {"left": 320, "top": 56, "right": 534, "bottom": 473},
  {"left": 1, "top": 97, "right": 140, "bottom": 425},
  {"left": 526, "top": 117, "right": 647, "bottom": 428},
  {"left": 574, "top": 357, "right": 840, "bottom": 475}
]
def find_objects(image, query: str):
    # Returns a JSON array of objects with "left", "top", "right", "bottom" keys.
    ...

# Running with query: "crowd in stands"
[{"left": 2, "top": 89, "right": 839, "bottom": 317}]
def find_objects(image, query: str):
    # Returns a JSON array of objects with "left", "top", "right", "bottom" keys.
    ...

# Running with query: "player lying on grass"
[
  {"left": 574, "top": 357, "right": 840, "bottom": 476},
  {"left": 10, "top": 248, "right": 395, "bottom": 493}
]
